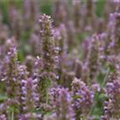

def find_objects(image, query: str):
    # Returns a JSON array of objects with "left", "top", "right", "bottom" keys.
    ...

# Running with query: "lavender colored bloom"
[
  {"left": 49, "top": 87, "right": 60, "bottom": 106},
  {"left": 0, "top": 114, "right": 6, "bottom": 120},
  {"left": 17, "top": 65, "right": 29, "bottom": 113},
  {"left": 91, "top": 83, "right": 101, "bottom": 93},
  {"left": 104, "top": 80, "right": 120, "bottom": 118},
  {"left": 100, "top": 115, "right": 109, "bottom": 120},
  {"left": 44, "top": 113, "right": 57, "bottom": 120},
  {"left": 97, "top": 33, "right": 109, "bottom": 64},
  {"left": 21, "top": 78, "right": 38, "bottom": 113},
  {"left": 56, "top": 88, "right": 75, "bottom": 120},
  {"left": 39, "top": 14, "right": 58, "bottom": 80},
  {"left": 71, "top": 78, "right": 94, "bottom": 118},
  {"left": 37, "top": 14, "right": 59, "bottom": 103},
  {"left": 19, "top": 113, "right": 42, "bottom": 120},
  {"left": 0, "top": 1, "right": 120, "bottom": 120},
  {"left": 85, "top": 34, "right": 100, "bottom": 84},
  {"left": 4, "top": 39, "right": 19, "bottom": 99},
  {"left": 46, "top": 87, "right": 75, "bottom": 120},
  {"left": 108, "top": 5, "right": 120, "bottom": 55},
  {"left": 114, "top": 0, "right": 120, "bottom": 2}
]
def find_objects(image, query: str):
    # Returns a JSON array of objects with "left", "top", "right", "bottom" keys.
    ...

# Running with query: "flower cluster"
[
  {"left": 0, "top": 0, "right": 120, "bottom": 119},
  {"left": 71, "top": 78, "right": 94, "bottom": 119}
]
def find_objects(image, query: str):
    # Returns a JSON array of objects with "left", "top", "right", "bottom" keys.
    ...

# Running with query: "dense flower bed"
[{"left": 0, "top": 0, "right": 120, "bottom": 119}]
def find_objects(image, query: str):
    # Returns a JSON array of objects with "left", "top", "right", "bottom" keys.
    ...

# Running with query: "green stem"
[{"left": 11, "top": 108, "right": 14, "bottom": 120}]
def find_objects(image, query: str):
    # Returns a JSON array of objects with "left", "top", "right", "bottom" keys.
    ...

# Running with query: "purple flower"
[
  {"left": 85, "top": 34, "right": 100, "bottom": 84},
  {"left": 71, "top": 78, "right": 94, "bottom": 118},
  {"left": 56, "top": 88, "right": 75, "bottom": 120},
  {"left": 21, "top": 78, "right": 38, "bottom": 113},
  {"left": 0, "top": 114, "right": 6, "bottom": 120}
]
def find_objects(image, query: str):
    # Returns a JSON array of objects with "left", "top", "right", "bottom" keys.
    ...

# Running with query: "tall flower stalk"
[
  {"left": 37, "top": 14, "right": 59, "bottom": 104},
  {"left": 85, "top": 34, "right": 100, "bottom": 84}
]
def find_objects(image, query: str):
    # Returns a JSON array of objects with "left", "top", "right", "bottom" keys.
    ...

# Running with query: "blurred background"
[
  {"left": 0, "top": 1, "right": 118, "bottom": 119},
  {"left": 0, "top": 0, "right": 110, "bottom": 61}
]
